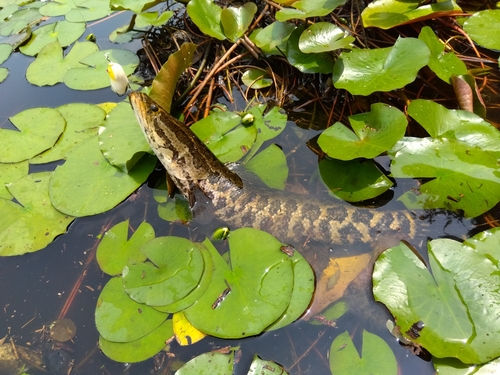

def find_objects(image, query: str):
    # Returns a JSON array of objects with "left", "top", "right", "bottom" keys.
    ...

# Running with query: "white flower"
[{"left": 106, "top": 57, "right": 129, "bottom": 96}]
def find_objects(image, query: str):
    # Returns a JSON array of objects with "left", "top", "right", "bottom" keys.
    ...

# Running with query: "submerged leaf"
[
  {"left": 245, "top": 144, "right": 288, "bottom": 190},
  {"left": 333, "top": 38, "right": 430, "bottom": 95},
  {"left": 0, "top": 172, "right": 75, "bottom": 256}
]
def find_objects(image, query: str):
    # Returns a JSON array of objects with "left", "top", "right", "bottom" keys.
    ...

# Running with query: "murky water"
[{"left": 0, "top": 11, "right": 486, "bottom": 375}]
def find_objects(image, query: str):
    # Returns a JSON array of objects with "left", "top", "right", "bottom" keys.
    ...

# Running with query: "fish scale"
[{"left": 129, "top": 92, "right": 420, "bottom": 247}]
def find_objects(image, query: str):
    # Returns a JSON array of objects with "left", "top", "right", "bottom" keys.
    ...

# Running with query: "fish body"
[{"left": 129, "top": 92, "right": 418, "bottom": 247}]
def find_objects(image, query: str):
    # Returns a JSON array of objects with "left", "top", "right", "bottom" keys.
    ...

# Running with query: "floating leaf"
[
  {"left": 391, "top": 99, "right": 500, "bottom": 217},
  {"left": 318, "top": 103, "right": 407, "bottom": 160},
  {"left": 176, "top": 351, "right": 234, "bottom": 375},
  {"left": 150, "top": 42, "right": 197, "bottom": 113},
  {"left": 99, "top": 319, "right": 173, "bottom": 363},
  {"left": 49, "top": 319, "right": 77, "bottom": 342},
  {"left": 19, "top": 21, "right": 86, "bottom": 56},
  {"left": 0, "top": 68, "right": 7, "bottom": 82},
  {"left": 220, "top": 2, "right": 257, "bottom": 42},
  {"left": 0, "top": 43, "right": 12, "bottom": 64},
  {"left": 319, "top": 158, "right": 393, "bottom": 202},
  {"left": 26, "top": 41, "right": 99, "bottom": 86},
  {"left": 58, "top": 0, "right": 112, "bottom": 22},
  {"left": 0, "top": 7, "right": 41, "bottom": 37},
  {"left": 299, "top": 22, "right": 354, "bottom": 53},
  {"left": 0, "top": 172, "right": 75, "bottom": 256},
  {"left": 0, "top": 161, "right": 28, "bottom": 199},
  {"left": 250, "top": 21, "right": 295, "bottom": 55},
  {"left": 49, "top": 136, "right": 156, "bottom": 217},
  {"left": 373, "top": 234, "right": 500, "bottom": 364},
  {"left": 241, "top": 68, "right": 272, "bottom": 89},
  {"left": 463, "top": 9, "right": 500, "bottom": 51},
  {"left": 266, "top": 250, "right": 314, "bottom": 330},
  {"left": 362, "top": 0, "right": 462, "bottom": 30},
  {"left": 96, "top": 220, "right": 154, "bottom": 276},
  {"left": 245, "top": 144, "right": 288, "bottom": 190},
  {"left": 285, "top": 26, "right": 334, "bottom": 74},
  {"left": 191, "top": 111, "right": 257, "bottom": 163},
  {"left": 95, "top": 277, "right": 168, "bottom": 343},
  {"left": 187, "top": 0, "right": 225, "bottom": 40},
  {"left": 173, "top": 311, "right": 206, "bottom": 346},
  {"left": 109, "top": 0, "right": 163, "bottom": 13},
  {"left": 418, "top": 25, "right": 467, "bottom": 83},
  {"left": 434, "top": 355, "right": 500, "bottom": 374},
  {"left": 135, "top": 10, "right": 173, "bottom": 27},
  {"left": 248, "top": 355, "right": 289, "bottom": 375},
  {"left": 184, "top": 230, "right": 294, "bottom": 338},
  {"left": 276, "top": 0, "right": 346, "bottom": 21},
  {"left": 329, "top": 330, "right": 397, "bottom": 375},
  {"left": 98, "top": 101, "right": 152, "bottom": 173},
  {"left": 122, "top": 237, "right": 205, "bottom": 307},
  {"left": 63, "top": 48, "right": 138, "bottom": 91},
  {"left": 31, "top": 103, "right": 105, "bottom": 164},
  {"left": 333, "top": 37, "right": 430, "bottom": 95},
  {"left": 0, "top": 107, "right": 65, "bottom": 163}
]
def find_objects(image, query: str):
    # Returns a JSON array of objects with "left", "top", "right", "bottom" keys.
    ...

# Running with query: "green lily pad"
[
  {"left": 184, "top": 230, "right": 294, "bottom": 338},
  {"left": 155, "top": 242, "right": 213, "bottom": 313},
  {"left": 319, "top": 158, "right": 393, "bottom": 202},
  {"left": 434, "top": 356, "right": 500, "bottom": 374},
  {"left": 418, "top": 26, "right": 467, "bottom": 83},
  {"left": 98, "top": 101, "right": 152, "bottom": 173},
  {"left": 0, "top": 172, "right": 75, "bottom": 256},
  {"left": 135, "top": 10, "right": 173, "bottom": 28},
  {"left": 0, "top": 161, "right": 28, "bottom": 199},
  {"left": 0, "top": 67, "right": 7, "bottom": 82},
  {"left": 241, "top": 68, "right": 272, "bottom": 89},
  {"left": 65, "top": 0, "right": 113, "bottom": 22},
  {"left": 49, "top": 136, "right": 156, "bottom": 217},
  {"left": 249, "top": 21, "right": 295, "bottom": 55},
  {"left": 109, "top": 0, "right": 163, "bottom": 13},
  {"left": 318, "top": 103, "right": 407, "bottom": 160},
  {"left": 0, "top": 107, "right": 65, "bottom": 163},
  {"left": 266, "top": 250, "right": 314, "bottom": 330},
  {"left": 122, "top": 236, "right": 205, "bottom": 307},
  {"left": 95, "top": 277, "right": 168, "bottom": 342},
  {"left": 26, "top": 41, "right": 99, "bottom": 86},
  {"left": 373, "top": 233, "right": 500, "bottom": 364},
  {"left": 333, "top": 37, "right": 430, "bottom": 95},
  {"left": 329, "top": 330, "right": 397, "bottom": 375},
  {"left": 99, "top": 318, "right": 173, "bottom": 363},
  {"left": 0, "top": 43, "right": 12, "bottom": 64},
  {"left": 187, "top": 0, "right": 225, "bottom": 40},
  {"left": 276, "top": 0, "right": 346, "bottom": 21},
  {"left": 463, "top": 9, "right": 500, "bottom": 51},
  {"left": 299, "top": 22, "right": 354, "bottom": 53},
  {"left": 220, "top": 2, "right": 257, "bottom": 42},
  {"left": 362, "top": 0, "right": 462, "bottom": 30},
  {"left": 176, "top": 351, "right": 234, "bottom": 375},
  {"left": 0, "top": 7, "right": 41, "bottom": 37},
  {"left": 191, "top": 111, "right": 257, "bottom": 163},
  {"left": 96, "top": 220, "right": 155, "bottom": 276},
  {"left": 248, "top": 355, "right": 289, "bottom": 375},
  {"left": 285, "top": 26, "right": 334, "bottom": 74},
  {"left": 150, "top": 42, "right": 197, "bottom": 113},
  {"left": 30, "top": 103, "right": 105, "bottom": 164},
  {"left": 390, "top": 99, "right": 500, "bottom": 217},
  {"left": 63, "top": 48, "right": 139, "bottom": 91},
  {"left": 19, "top": 21, "right": 86, "bottom": 56},
  {"left": 245, "top": 144, "right": 288, "bottom": 190}
]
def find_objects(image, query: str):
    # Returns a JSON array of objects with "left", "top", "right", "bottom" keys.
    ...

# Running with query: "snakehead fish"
[{"left": 129, "top": 92, "right": 418, "bottom": 247}]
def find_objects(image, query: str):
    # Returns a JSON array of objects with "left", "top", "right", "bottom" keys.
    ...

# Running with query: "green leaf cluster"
[{"left": 95, "top": 223, "right": 315, "bottom": 362}]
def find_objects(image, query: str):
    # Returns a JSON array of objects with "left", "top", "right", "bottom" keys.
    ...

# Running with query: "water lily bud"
[
  {"left": 241, "top": 112, "right": 254, "bottom": 125},
  {"left": 106, "top": 61, "right": 129, "bottom": 96}
]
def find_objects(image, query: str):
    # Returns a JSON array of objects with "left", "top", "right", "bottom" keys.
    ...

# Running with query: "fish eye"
[{"left": 150, "top": 104, "right": 158, "bottom": 112}]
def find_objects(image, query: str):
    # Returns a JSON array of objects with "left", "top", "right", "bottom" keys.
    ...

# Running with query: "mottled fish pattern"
[{"left": 129, "top": 92, "right": 418, "bottom": 246}]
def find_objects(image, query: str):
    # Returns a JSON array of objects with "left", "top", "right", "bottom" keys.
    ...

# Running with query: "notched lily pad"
[{"left": 373, "top": 230, "right": 500, "bottom": 364}]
